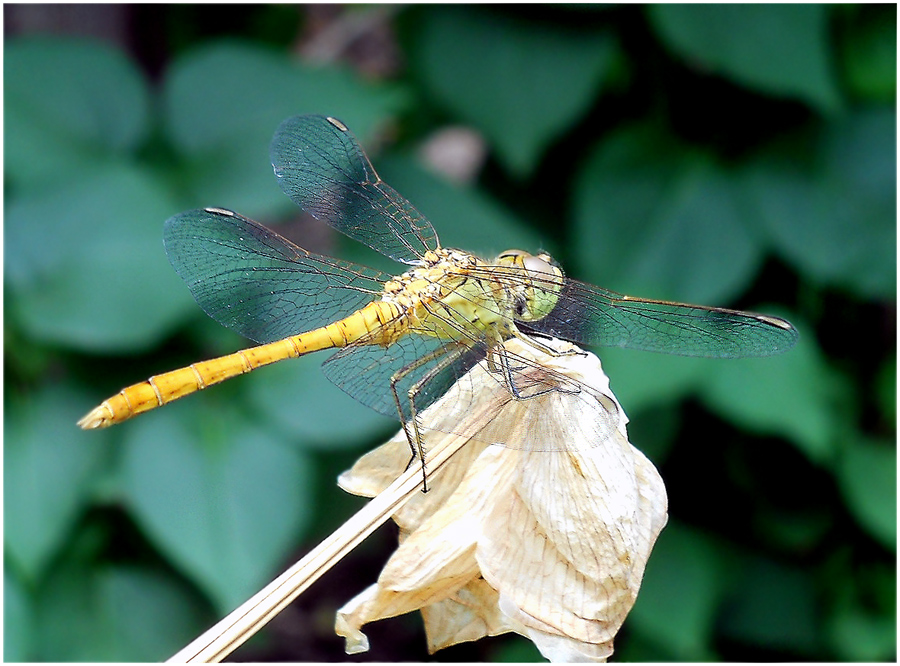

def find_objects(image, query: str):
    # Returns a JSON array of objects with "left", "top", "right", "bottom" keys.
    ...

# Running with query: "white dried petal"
[{"left": 336, "top": 338, "right": 668, "bottom": 661}]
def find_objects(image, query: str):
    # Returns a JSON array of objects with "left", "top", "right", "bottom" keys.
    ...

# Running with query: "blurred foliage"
[{"left": 4, "top": 4, "right": 895, "bottom": 662}]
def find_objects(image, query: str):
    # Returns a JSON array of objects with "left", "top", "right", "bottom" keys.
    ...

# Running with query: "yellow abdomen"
[{"left": 77, "top": 300, "right": 401, "bottom": 429}]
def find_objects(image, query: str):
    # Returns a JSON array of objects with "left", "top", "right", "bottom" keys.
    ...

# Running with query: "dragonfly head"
[{"left": 496, "top": 250, "right": 565, "bottom": 322}]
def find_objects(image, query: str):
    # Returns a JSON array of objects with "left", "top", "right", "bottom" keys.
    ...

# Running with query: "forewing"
[
  {"left": 270, "top": 115, "right": 439, "bottom": 264},
  {"left": 164, "top": 208, "right": 389, "bottom": 344},
  {"left": 525, "top": 277, "right": 799, "bottom": 358}
]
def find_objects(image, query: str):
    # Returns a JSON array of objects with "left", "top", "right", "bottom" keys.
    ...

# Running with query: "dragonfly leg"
[
  {"left": 389, "top": 341, "right": 467, "bottom": 492},
  {"left": 510, "top": 326, "right": 584, "bottom": 359},
  {"left": 491, "top": 343, "right": 583, "bottom": 402}
]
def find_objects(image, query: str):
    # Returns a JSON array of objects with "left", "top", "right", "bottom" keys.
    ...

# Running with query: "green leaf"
[
  {"left": 162, "top": 40, "right": 408, "bottom": 216},
  {"left": 628, "top": 522, "right": 725, "bottom": 659},
  {"left": 120, "top": 404, "right": 313, "bottom": 613},
  {"left": 648, "top": 4, "right": 841, "bottom": 113},
  {"left": 572, "top": 124, "right": 763, "bottom": 305},
  {"left": 720, "top": 556, "right": 820, "bottom": 654},
  {"left": 825, "top": 563, "right": 897, "bottom": 660},
  {"left": 599, "top": 348, "right": 706, "bottom": 414},
  {"left": 5, "top": 36, "right": 150, "bottom": 190},
  {"left": 875, "top": 357, "right": 896, "bottom": 426},
  {"left": 827, "top": 604, "right": 897, "bottom": 661},
  {"left": 98, "top": 567, "right": 209, "bottom": 661},
  {"left": 4, "top": 569, "right": 33, "bottom": 661},
  {"left": 4, "top": 384, "right": 108, "bottom": 583},
  {"left": 699, "top": 313, "right": 844, "bottom": 464},
  {"left": 411, "top": 7, "right": 616, "bottom": 177},
  {"left": 34, "top": 561, "right": 208, "bottom": 661},
  {"left": 839, "top": 5, "right": 897, "bottom": 104},
  {"left": 814, "top": 108, "right": 896, "bottom": 297},
  {"left": 744, "top": 108, "right": 896, "bottom": 299},
  {"left": 490, "top": 636, "right": 545, "bottom": 662},
  {"left": 836, "top": 438, "right": 896, "bottom": 550},
  {"left": 5, "top": 163, "right": 194, "bottom": 352},
  {"left": 621, "top": 402, "right": 682, "bottom": 465}
]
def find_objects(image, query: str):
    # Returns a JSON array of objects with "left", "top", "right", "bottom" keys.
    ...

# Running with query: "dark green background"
[{"left": 4, "top": 4, "right": 895, "bottom": 661}]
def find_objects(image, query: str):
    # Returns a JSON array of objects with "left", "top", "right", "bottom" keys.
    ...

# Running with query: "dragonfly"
[{"left": 78, "top": 114, "right": 798, "bottom": 462}]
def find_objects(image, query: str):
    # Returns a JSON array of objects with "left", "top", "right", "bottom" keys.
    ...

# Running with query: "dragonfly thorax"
[{"left": 376, "top": 247, "right": 537, "bottom": 343}]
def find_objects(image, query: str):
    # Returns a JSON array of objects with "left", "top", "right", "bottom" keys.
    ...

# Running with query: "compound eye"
[
  {"left": 522, "top": 254, "right": 556, "bottom": 278},
  {"left": 498, "top": 249, "right": 526, "bottom": 260},
  {"left": 537, "top": 252, "right": 559, "bottom": 269},
  {"left": 513, "top": 253, "right": 564, "bottom": 322},
  {"left": 514, "top": 296, "right": 528, "bottom": 317}
]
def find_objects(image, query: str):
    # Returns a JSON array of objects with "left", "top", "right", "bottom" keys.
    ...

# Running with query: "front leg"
[{"left": 389, "top": 341, "right": 466, "bottom": 492}]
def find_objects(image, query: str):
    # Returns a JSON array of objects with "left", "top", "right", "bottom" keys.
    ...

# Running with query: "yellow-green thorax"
[{"left": 380, "top": 247, "right": 565, "bottom": 345}]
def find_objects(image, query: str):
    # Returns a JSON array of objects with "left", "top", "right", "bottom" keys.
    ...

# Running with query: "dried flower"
[{"left": 335, "top": 338, "right": 668, "bottom": 661}]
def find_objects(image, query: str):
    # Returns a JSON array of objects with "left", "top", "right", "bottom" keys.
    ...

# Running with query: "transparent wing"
[
  {"left": 523, "top": 276, "right": 799, "bottom": 358},
  {"left": 323, "top": 334, "right": 483, "bottom": 422},
  {"left": 164, "top": 208, "right": 391, "bottom": 344},
  {"left": 270, "top": 114, "right": 439, "bottom": 264},
  {"left": 466, "top": 344, "right": 621, "bottom": 453},
  {"left": 322, "top": 329, "right": 620, "bottom": 453}
]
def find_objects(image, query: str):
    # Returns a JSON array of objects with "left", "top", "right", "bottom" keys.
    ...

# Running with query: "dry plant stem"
[{"left": 167, "top": 431, "right": 469, "bottom": 663}]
